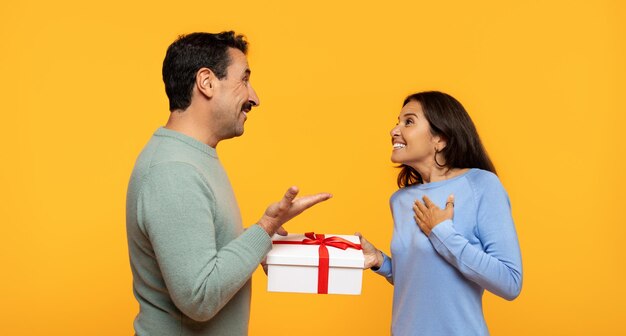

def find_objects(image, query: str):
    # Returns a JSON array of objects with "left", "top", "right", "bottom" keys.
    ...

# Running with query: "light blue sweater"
[{"left": 375, "top": 169, "right": 522, "bottom": 336}]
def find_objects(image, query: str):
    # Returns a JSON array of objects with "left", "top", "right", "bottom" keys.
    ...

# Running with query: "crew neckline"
[
  {"left": 413, "top": 168, "right": 476, "bottom": 190},
  {"left": 154, "top": 127, "right": 218, "bottom": 158}
]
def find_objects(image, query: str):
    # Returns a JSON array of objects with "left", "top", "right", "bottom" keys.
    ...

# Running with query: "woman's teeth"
[{"left": 393, "top": 143, "right": 406, "bottom": 149}]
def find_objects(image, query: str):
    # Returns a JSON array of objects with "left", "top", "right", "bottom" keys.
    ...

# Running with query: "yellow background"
[{"left": 1, "top": 0, "right": 624, "bottom": 335}]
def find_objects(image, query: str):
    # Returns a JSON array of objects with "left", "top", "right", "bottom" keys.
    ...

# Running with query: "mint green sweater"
[{"left": 126, "top": 127, "right": 272, "bottom": 335}]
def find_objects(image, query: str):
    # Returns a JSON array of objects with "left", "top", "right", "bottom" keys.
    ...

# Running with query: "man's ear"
[{"left": 196, "top": 68, "right": 216, "bottom": 98}]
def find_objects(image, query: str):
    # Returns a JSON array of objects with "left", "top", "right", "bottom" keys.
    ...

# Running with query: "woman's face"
[{"left": 390, "top": 100, "right": 442, "bottom": 166}]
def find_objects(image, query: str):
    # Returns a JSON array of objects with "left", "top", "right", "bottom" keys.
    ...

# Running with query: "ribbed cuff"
[
  {"left": 429, "top": 219, "right": 455, "bottom": 249},
  {"left": 373, "top": 251, "right": 392, "bottom": 276},
  {"left": 242, "top": 224, "right": 273, "bottom": 256}
]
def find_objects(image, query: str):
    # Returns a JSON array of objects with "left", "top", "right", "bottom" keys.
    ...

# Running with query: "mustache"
[{"left": 242, "top": 101, "right": 255, "bottom": 112}]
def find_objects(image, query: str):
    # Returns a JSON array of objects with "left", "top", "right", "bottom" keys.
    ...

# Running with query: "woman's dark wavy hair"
[
  {"left": 162, "top": 31, "right": 248, "bottom": 111},
  {"left": 397, "top": 91, "right": 496, "bottom": 188}
]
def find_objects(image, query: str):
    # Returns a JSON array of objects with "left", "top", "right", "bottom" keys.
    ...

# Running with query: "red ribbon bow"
[{"left": 272, "top": 232, "right": 362, "bottom": 294}]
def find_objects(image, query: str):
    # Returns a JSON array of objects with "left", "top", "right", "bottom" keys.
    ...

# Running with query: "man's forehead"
[{"left": 227, "top": 48, "right": 250, "bottom": 70}]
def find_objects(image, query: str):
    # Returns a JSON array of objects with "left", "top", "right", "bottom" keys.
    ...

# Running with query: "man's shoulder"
[
  {"left": 137, "top": 131, "right": 211, "bottom": 170},
  {"left": 129, "top": 134, "right": 207, "bottom": 189}
]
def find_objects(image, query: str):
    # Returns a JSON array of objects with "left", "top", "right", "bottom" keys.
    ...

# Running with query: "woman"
[{"left": 358, "top": 91, "right": 522, "bottom": 336}]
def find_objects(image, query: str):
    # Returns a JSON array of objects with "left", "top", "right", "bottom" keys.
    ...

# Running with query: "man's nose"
[{"left": 248, "top": 85, "right": 260, "bottom": 107}]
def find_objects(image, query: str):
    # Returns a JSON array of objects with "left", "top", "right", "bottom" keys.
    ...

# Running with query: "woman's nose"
[{"left": 390, "top": 124, "right": 400, "bottom": 137}]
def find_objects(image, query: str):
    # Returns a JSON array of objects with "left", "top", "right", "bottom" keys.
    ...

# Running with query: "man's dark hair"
[
  {"left": 162, "top": 31, "right": 248, "bottom": 111},
  {"left": 397, "top": 91, "right": 496, "bottom": 188}
]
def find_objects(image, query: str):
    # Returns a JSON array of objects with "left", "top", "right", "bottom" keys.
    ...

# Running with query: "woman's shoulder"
[
  {"left": 465, "top": 168, "right": 501, "bottom": 185},
  {"left": 389, "top": 184, "right": 418, "bottom": 204},
  {"left": 465, "top": 168, "right": 508, "bottom": 197}
]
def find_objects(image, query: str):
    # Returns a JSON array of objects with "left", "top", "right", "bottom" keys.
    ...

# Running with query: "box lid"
[{"left": 266, "top": 233, "right": 364, "bottom": 269}]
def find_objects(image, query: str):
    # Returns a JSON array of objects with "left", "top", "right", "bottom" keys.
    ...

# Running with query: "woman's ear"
[{"left": 433, "top": 135, "right": 447, "bottom": 152}]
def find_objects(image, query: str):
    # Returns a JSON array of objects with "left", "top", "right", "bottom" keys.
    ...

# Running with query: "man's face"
[{"left": 212, "top": 48, "right": 260, "bottom": 140}]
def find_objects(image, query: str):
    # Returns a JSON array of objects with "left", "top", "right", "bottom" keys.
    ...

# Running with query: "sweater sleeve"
[
  {"left": 137, "top": 162, "right": 272, "bottom": 321},
  {"left": 428, "top": 175, "right": 523, "bottom": 300},
  {"left": 373, "top": 252, "right": 394, "bottom": 285}
]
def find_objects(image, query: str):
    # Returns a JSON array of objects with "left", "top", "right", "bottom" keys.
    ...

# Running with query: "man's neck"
[{"left": 165, "top": 107, "right": 220, "bottom": 148}]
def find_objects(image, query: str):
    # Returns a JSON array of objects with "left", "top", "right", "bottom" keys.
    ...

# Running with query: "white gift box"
[{"left": 266, "top": 233, "right": 365, "bottom": 295}]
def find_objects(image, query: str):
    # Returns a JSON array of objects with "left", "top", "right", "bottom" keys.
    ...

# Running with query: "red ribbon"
[{"left": 272, "top": 232, "right": 362, "bottom": 294}]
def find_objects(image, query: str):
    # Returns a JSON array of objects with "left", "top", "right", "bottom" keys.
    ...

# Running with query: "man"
[{"left": 126, "top": 31, "right": 331, "bottom": 335}]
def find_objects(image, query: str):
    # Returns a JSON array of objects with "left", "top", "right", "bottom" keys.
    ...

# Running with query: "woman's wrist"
[{"left": 371, "top": 250, "right": 384, "bottom": 270}]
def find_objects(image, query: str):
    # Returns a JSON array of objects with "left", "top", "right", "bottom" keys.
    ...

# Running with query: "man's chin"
[{"left": 220, "top": 127, "right": 245, "bottom": 141}]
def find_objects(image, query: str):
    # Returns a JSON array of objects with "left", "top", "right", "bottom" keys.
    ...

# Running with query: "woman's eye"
[{"left": 404, "top": 119, "right": 413, "bottom": 126}]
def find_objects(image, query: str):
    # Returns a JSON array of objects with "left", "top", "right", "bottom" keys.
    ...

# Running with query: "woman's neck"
[{"left": 412, "top": 164, "right": 468, "bottom": 184}]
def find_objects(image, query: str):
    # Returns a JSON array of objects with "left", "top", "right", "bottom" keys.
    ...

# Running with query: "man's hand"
[
  {"left": 261, "top": 256, "right": 269, "bottom": 275},
  {"left": 355, "top": 232, "right": 383, "bottom": 269},
  {"left": 257, "top": 186, "right": 332, "bottom": 237}
]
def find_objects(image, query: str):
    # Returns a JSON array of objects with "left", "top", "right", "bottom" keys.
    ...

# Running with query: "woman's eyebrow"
[{"left": 398, "top": 113, "right": 418, "bottom": 120}]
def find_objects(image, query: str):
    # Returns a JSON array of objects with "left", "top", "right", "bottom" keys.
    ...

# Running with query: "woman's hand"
[
  {"left": 355, "top": 232, "right": 383, "bottom": 269},
  {"left": 413, "top": 194, "right": 455, "bottom": 236}
]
